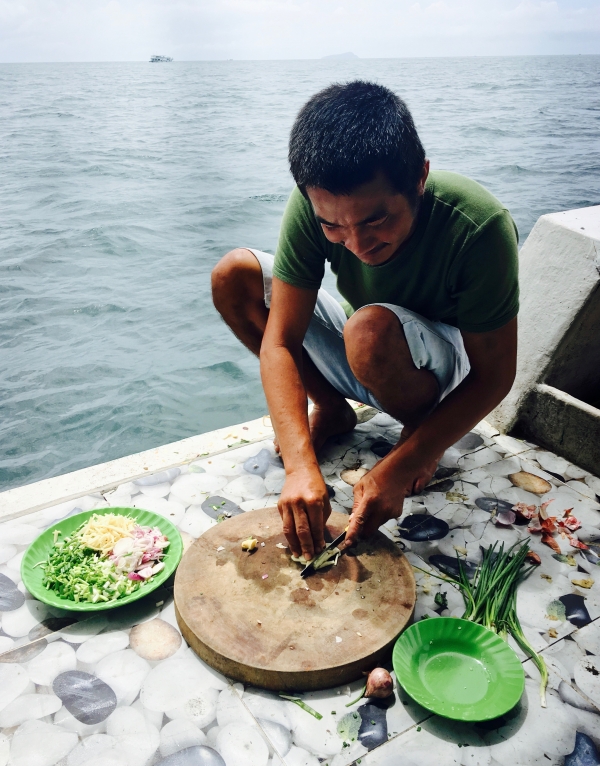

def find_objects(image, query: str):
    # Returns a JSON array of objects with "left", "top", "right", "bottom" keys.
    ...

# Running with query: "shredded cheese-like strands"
[{"left": 77, "top": 513, "right": 135, "bottom": 555}]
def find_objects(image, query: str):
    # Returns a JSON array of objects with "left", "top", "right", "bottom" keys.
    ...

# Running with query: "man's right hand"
[{"left": 278, "top": 466, "right": 331, "bottom": 561}]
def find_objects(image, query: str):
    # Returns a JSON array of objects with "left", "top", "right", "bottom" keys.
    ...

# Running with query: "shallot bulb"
[{"left": 365, "top": 667, "right": 394, "bottom": 699}]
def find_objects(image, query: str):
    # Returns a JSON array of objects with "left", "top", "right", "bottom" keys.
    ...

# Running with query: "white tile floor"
[{"left": 1, "top": 408, "right": 599, "bottom": 766}]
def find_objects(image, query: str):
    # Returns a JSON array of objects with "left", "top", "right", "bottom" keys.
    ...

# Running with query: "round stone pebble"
[
  {"left": 223, "top": 475, "right": 266, "bottom": 500},
  {"left": 453, "top": 432, "right": 484, "bottom": 450},
  {"left": 53, "top": 705, "right": 107, "bottom": 737},
  {"left": 509, "top": 471, "right": 552, "bottom": 495},
  {"left": 0, "top": 523, "right": 38, "bottom": 545},
  {"left": 106, "top": 706, "right": 160, "bottom": 766},
  {"left": 179, "top": 507, "right": 216, "bottom": 538},
  {"left": 398, "top": 514, "right": 449, "bottom": 542},
  {"left": 130, "top": 618, "right": 182, "bottom": 661},
  {"left": 160, "top": 718, "right": 207, "bottom": 757},
  {"left": 133, "top": 496, "right": 186, "bottom": 526},
  {"left": 10, "top": 720, "right": 78, "bottom": 766},
  {"left": 165, "top": 688, "right": 219, "bottom": 729},
  {"left": 216, "top": 686, "right": 254, "bottom": 726},
  {"left": 0, "top": 545, "right": 17, "bottom": 566},
  {"left": 244, "top": 449, "right": 271, "bottom": 477},
  {"left": 285, "top": 746, "right": 320, "bottom": 766},
  {"left": 574, "top": 655, "right": 600, "bottom": 707},
  {"left": 134, "top": 467, "right": 181, "bottom": 487},
  {"left": 257, "top": 719, "right": 292, "bottom": 757},
  {"left": 0, "top": 572, "right": 24, "bottom": 612},
  {"left": 264, "top": 469, "right": 286, "bottom": 494},
  {"left": 1, "top": 599, "right": 48, "bottom": 637},
  {"left": 156, "top": 745, "right": 226, "bottom": 766},
  {"left": 0, "top": 664, "right": 30, "bottom": 711},
  {"left": 216, "top": 723, "right": 269, "bottom": 766},
  {"left": 0, "top": 636, "right": 14, "bottom": 653},
  {"left": 171, "top": 474, "right": 228, "bottom": 505},
  {"left": 65, "top": 733, "right": 125, "bottom": 766},
  {"left": 76, "top": 630, "right": 130, "bottom": 665},
  {"left": 95, "top": 649, "right": 150, "bottom": 706},
  {"left": 53, "top": 670, "right": 118, "bottom": 724},
  {"left": 0, "top": 733, "right": 8, "bottom": 766},
  {"left": 59, "top": 614, "right": 108, "bottom": 643},
  {"left": 0, "top": 693, "right": 62, "bottom": 728},
  {"left": 142, "top": 657, "right": 218, "bottom": 712},
  {"left": 28, "top": 641, "right": 77, "bottom": 685},
  {"left": 138, "top": 481, "right": 172, "bottom": 498}
]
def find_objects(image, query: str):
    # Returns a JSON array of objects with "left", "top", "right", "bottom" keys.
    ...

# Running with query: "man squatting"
[{"left": 212, "top": 81, "right": 518, "bottom": 562}]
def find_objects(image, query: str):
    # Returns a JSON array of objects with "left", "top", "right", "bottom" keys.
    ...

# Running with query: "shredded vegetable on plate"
[
  {"left": 40, "top": 513, "right": 169, "bottom": 604},
  {"left": 78, "top": 514, "right": 136, "bottom": 556}
]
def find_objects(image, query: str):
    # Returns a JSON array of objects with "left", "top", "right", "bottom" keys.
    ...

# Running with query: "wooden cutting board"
[{"left": 174, "top": 508, "right": 416, "bottom": 691}]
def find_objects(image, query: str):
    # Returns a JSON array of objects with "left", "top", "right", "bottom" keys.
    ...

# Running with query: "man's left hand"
[{"left": 344, "top": 450, "right": 426, "bottom": 545}]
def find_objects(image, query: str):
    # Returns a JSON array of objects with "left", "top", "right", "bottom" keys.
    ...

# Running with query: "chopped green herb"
[
  {"left": 279, "top": 694, "right": 322, "bottom": 720},
  {"left": 434, "top": 591, "right": 448, "bottom": 610}
]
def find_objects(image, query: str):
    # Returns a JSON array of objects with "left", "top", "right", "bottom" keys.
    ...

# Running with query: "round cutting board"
[{"left": 174, "top": 508, "right": 416, "bottom": 690}]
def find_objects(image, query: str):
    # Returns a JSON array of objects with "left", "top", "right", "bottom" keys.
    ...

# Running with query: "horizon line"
[{"left": 0, "top": 52, "right": 599, "bottom": 64}]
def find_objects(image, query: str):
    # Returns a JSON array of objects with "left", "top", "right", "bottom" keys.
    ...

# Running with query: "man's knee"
[
  {"left": 344, "top": 305, "right": 411, "bottom": 385},
  {"left": 211, "top": 248, "right": 262, "bottom": 312}
]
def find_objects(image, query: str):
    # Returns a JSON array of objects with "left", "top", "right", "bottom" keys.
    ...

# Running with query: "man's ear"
[{"left": 417, "top": 160, "right": 430, "bottom": 196}]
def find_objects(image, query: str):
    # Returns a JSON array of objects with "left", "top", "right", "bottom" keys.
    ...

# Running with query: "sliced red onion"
[{"left": 493, "top": 510, "right": 516, "bottom": 526}]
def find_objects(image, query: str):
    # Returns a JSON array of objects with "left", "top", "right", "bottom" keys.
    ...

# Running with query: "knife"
[{"left": 300, "top": 529, "right": 347, "bottom": 578}]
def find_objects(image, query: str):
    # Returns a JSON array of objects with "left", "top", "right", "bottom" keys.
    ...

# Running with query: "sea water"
[{"left": 2, "top": 56, "right": 599, "bottom": 490}]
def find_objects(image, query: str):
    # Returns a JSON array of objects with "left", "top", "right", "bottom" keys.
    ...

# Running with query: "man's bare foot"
[
  {"left": 274, "top": 399, "right": 357, "bottom": 455},
  {"left": 396, "top": 426, "right": 443, "bottom": 494}
]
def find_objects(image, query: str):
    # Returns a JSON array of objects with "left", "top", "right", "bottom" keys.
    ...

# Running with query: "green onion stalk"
[
  {"left": 418, "top": 540, "right": 548, "bottom": 707},
  {"left": 279, "top": 694, "right": 323, "bottom": 720}
]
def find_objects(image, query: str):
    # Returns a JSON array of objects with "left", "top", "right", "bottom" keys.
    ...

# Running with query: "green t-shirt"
[{"left": 273, "top": 170, "right": 519, "bottom": 333}]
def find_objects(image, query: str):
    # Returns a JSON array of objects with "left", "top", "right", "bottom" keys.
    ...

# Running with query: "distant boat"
[{"left": 150, "top": 55, "right": 173, "bottom": 62}]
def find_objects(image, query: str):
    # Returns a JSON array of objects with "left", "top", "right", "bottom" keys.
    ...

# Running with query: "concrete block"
[
  {"left": 489, "top": 204, "right": 600, "bottom": 433},
  {"left": 486, "top": 205, "right": 600, "bottom": 472},
  {"left": 518, "top": 384, "right": 600, "bottom": 476}
]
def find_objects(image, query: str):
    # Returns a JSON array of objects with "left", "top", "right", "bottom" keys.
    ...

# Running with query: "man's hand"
[
  {"left": 278, "top": 467, "right": 332, "bottom": 561},
  {"left": 344, "top": 450, "right": 417, "bottom": 546},
  {"left": 344, "top": 318, "right": 518, "bottom": 547}
]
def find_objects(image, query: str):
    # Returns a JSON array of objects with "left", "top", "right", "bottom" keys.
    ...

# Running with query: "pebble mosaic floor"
[{"left": 1, "top": 407, "right": 600, "bottom": 766}]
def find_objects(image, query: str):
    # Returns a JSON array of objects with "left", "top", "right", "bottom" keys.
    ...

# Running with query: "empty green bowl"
[{"left": 393, "top": 617, "right": 524, "bottom": 721}]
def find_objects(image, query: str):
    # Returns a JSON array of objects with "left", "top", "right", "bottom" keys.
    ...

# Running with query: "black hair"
[{"left": 289, "top": 81, "right": 426, "bottom": 203}]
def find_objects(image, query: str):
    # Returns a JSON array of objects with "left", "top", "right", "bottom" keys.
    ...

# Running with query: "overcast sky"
[{"left": 1, "top": 0, "right": 599, "bottom": 62}]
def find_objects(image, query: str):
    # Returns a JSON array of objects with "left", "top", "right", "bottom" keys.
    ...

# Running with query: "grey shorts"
[{"left": 249, "top": 249, "right": 470, "bottom": 409}]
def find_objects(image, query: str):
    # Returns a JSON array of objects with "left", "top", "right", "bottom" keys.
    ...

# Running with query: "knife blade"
[{"left": 300, "top": 529, "right": 347, "bottom": 578}]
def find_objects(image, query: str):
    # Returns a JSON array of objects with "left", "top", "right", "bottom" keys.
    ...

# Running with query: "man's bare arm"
[
  {"left": 260, "top": 276, "right": 331, "bottom": 560},
  {"left": 345, "top": 317, "right": 518, "bottom": 544}
]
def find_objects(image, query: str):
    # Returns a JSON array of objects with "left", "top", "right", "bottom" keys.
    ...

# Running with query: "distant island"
[{"left": 321, "top": 52, "right": 359, "bottom": 60}]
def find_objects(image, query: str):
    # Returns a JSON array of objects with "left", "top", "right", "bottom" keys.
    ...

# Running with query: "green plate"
[
  {"left": 21, "top": 507, "right": 183, "bottom": 612},
  {"left": 393, "top": 617, "right": 524, "bottom": 721}
]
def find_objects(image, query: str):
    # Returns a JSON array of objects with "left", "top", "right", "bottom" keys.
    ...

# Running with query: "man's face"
[{"left": 306, "top": 163, "right": 429, "bottom": 267}]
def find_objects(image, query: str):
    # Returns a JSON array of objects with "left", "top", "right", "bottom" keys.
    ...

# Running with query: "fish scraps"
[{"left": 511, "top": 499, "right": 588, "bottom": 553}]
